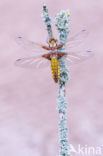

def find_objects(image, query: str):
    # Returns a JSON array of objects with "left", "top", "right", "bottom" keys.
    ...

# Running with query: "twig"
[
  {"left": 55, "top": 10, "right": 70, "bottom": 156},
  {"left": 42, "top": 4, "right": 53, "bottom": 40},
  {"left": 42, "top": 5, "right": 70, "bottom": 156}
]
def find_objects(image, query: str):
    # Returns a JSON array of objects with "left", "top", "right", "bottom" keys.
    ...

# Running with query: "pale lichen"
[
  {"left": 42, "top": 5, "right": 70, "bottom": 156},
  {"left": 42, "top": 5, "right": 53, "bottom": 39}
]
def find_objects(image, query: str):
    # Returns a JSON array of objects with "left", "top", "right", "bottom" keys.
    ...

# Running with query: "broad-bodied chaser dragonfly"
[{"left": 15, "top": 30, "right": 93, "bottom": 83}]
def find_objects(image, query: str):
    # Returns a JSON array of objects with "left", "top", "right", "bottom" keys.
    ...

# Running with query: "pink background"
[{"left": 0, "top": 0, "right": 103, "bottom": 155}]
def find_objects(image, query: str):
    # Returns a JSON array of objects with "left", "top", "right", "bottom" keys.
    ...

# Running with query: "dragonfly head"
[{"left": 48, "top": 38, "right": 57, "bottom": 48}]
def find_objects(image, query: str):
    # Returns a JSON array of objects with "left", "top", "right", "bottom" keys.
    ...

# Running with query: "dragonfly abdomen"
[{"left": 51, "top": 57, "right": 60, "bottom": 83}]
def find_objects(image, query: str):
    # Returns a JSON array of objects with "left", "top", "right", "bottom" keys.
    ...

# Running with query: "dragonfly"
[{"left": 15, "top": 29, "right": 93, "bottom": 83}]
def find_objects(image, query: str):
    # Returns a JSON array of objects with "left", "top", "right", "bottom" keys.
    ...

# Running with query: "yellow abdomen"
[{"left": 51, "top": 57, "right": 60, "bottom": 83}]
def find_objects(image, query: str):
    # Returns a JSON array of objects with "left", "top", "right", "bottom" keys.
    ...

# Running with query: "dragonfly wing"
[
  {"left": 15, "top": 56, "right": 50, "bottom": 69},
  {"left": 65, "top": 29, "right": 89, "bottom": 50},
  {"left": 66, "top": 50, "right": 94, "bottom": 67},
  {"left": 15, "top": 36, "right": 48, "bottom": 55}
]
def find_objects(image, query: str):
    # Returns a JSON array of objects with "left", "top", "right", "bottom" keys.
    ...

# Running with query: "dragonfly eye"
[
  {"left": 53, "top": 43, "right": 56, "bottom": 47},
  {"left": 49, "top": 43, "right": 52, "bottom": 47}
]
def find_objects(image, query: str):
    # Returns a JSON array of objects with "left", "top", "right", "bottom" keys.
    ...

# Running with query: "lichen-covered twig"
[
  {"left": 42, "top": 5, "right": 53, "bottom": 40},
  {"left": 55, "top": 10, "right": 70, "bottom": 156},
  {"left": 42, "top": 5, "right": 70, "bottom": 156}
]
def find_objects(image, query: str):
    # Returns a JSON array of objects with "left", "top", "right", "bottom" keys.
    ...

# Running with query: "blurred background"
[{"left": 0, "top": 0, "right": 103, "bottom": 155}]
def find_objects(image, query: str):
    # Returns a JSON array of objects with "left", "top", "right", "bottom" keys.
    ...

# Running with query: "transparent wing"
[
  {"left": 15, "top": 55, "right": 50, "bottom": 69},
  {"left": 65, "top": 50, "right": 94, "bottom": 67},
  {"left": 65, "top": 29, "right": 88, "bottom": 50},
  {"left": 15, "top": 36, "right": 48, "bottom": 54}
]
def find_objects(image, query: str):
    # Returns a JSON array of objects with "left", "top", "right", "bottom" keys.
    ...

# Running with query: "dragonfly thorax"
[{"left": 52, "top": 52, "right": 57, "bottom": 57}]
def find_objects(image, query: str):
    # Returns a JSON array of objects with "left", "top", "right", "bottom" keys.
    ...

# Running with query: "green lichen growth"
[
  {"left": 55, "top": 10, "right": 70, "bottom": 156},
  {"left": 42, "top": 5, "right": 70, "bottom": 156}
]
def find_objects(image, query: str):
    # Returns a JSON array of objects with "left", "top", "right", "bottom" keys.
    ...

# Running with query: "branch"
[
  {"left": 42, "top": 5, "right": 70, "bottom": 156},
  {"left": 55, "top": 10, "right": 70, "bottom": 156},
  {"left": 42, "top": 4, "right": 53, "bottom": 40}
]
